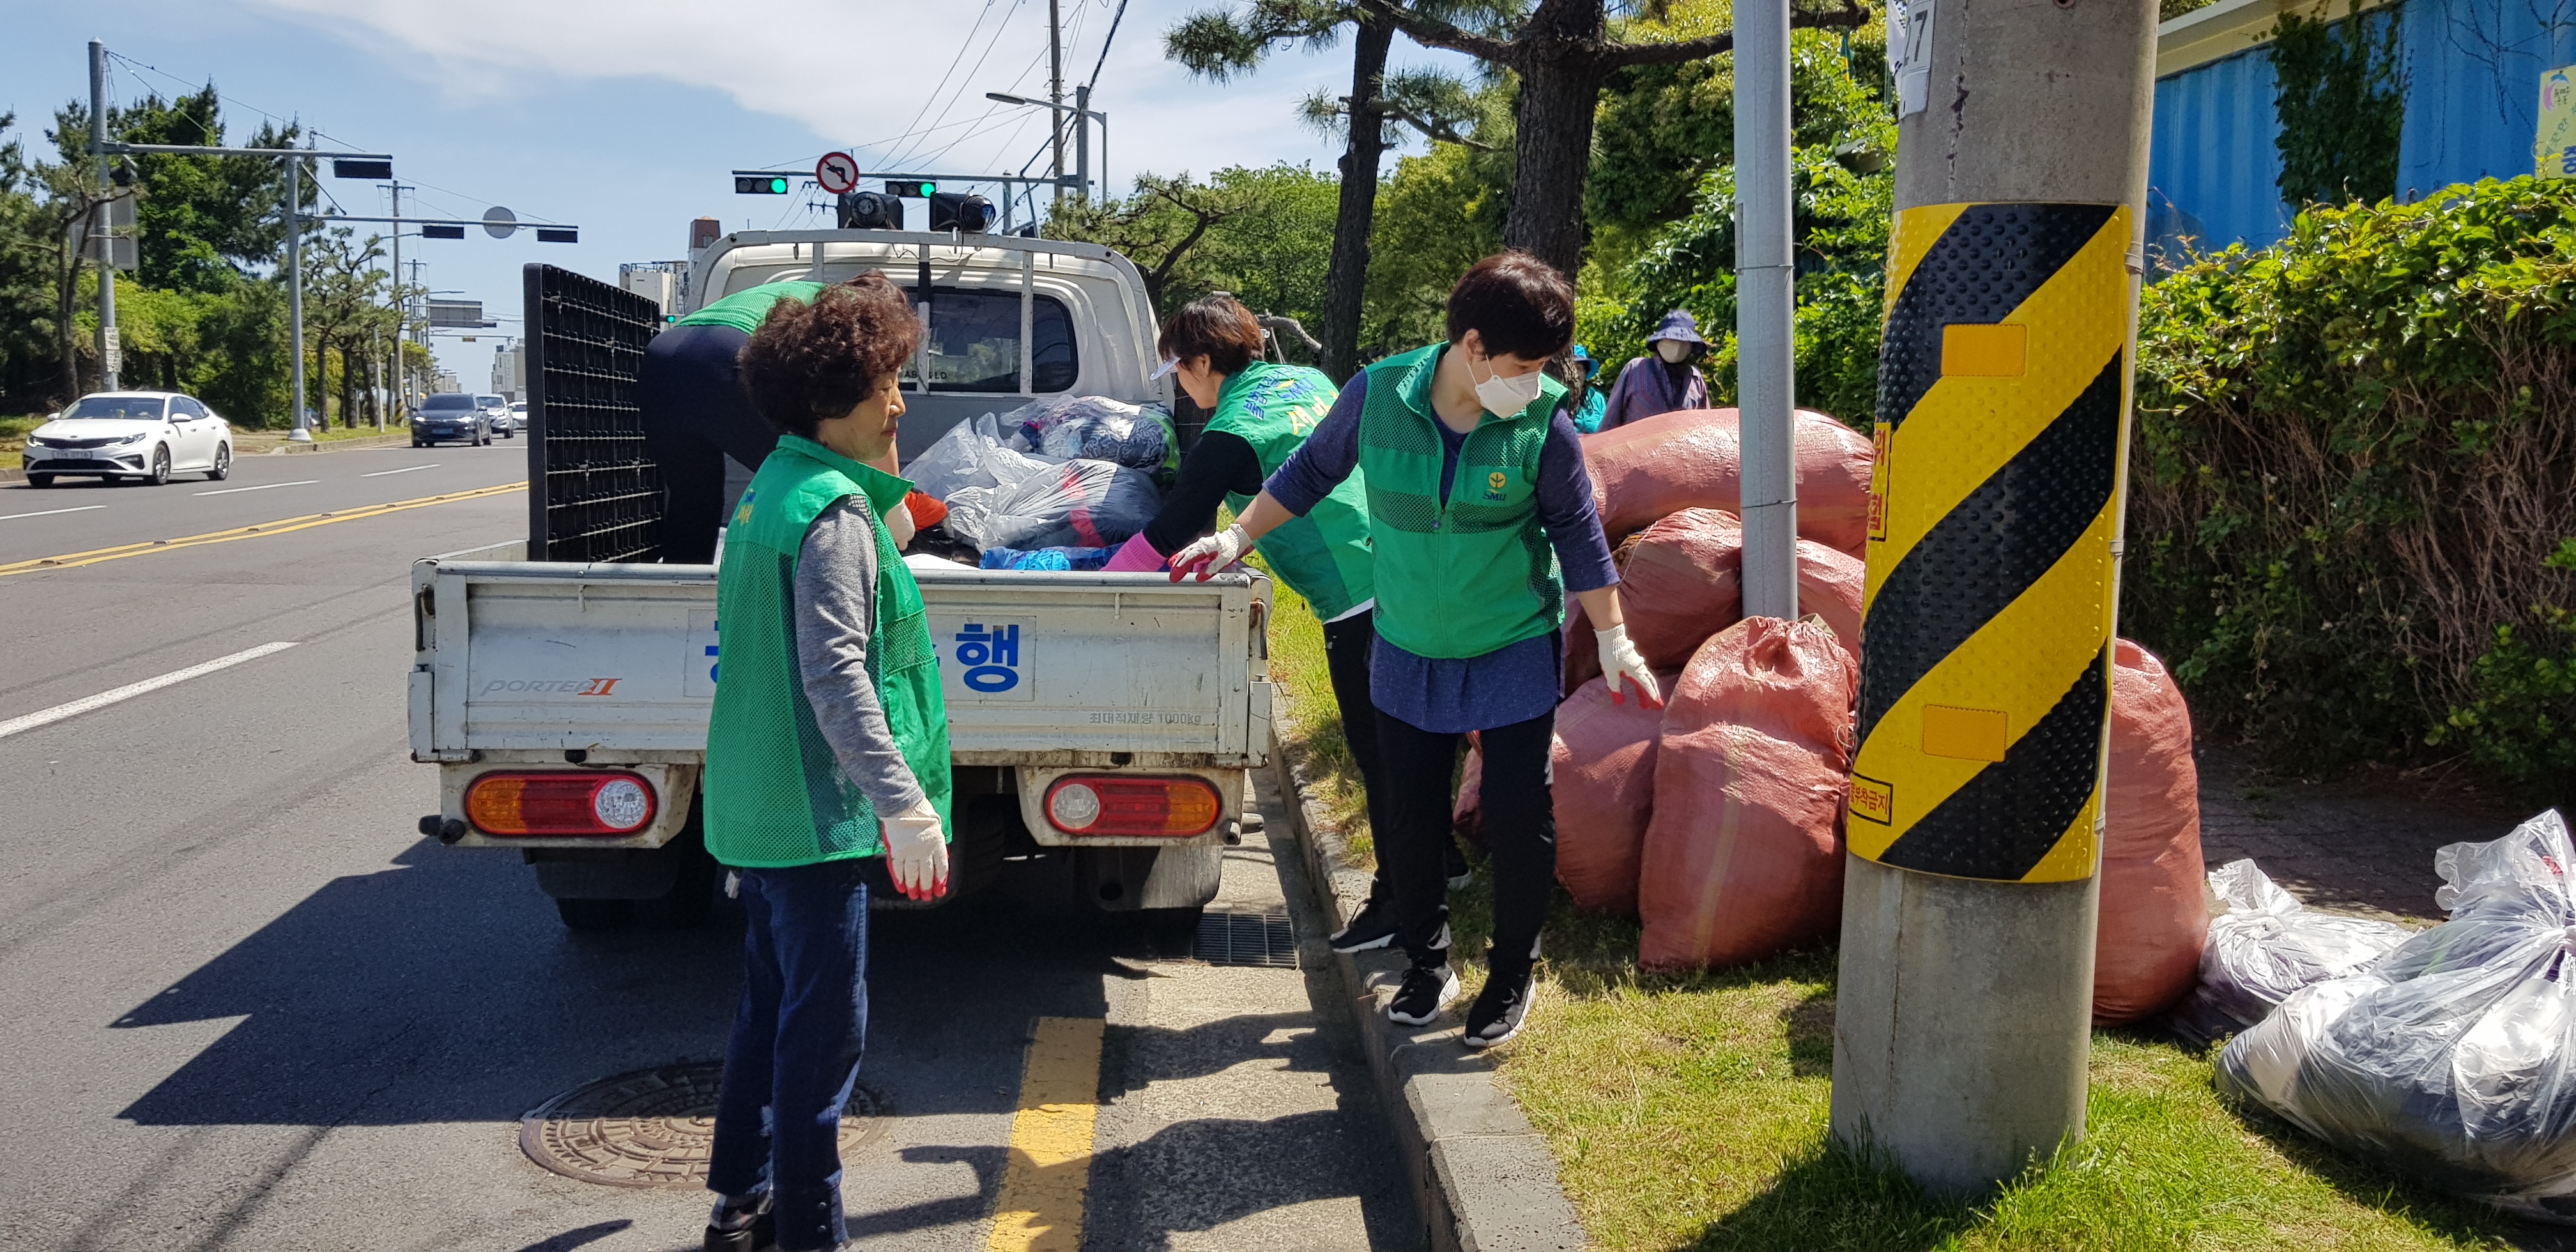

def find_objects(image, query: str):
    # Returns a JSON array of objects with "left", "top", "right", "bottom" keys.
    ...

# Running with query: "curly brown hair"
[{"left": 737, "top": 272, "right": 921, "bottom": 438}]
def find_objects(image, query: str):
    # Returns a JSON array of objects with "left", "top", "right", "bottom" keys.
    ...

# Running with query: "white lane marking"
[
  {"left": 196, "top": 480, "right": 319, "bottom": 497},
  {"left": 0, "top": 505, "right": 107, "bottom": 522},
  {"left": 361, "top": 464, "right": 440, "bottom": 477},
  {"left": 0, "top": 641, "right": 300, "bottom": 741}
]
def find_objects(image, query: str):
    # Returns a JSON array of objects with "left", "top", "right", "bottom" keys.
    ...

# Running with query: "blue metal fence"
[{"left": 2148, "top": 0, "right": 2574, "bottom": 254}]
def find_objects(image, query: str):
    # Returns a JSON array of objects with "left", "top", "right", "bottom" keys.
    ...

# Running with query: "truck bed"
[{"left": 411, "top": 543, "right": 1275, "bottom": 768}]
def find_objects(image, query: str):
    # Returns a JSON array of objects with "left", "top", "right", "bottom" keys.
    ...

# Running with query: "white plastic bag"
[
  {"left": 2168, "top": 859, "right": 2412, "bottom": 1046},
  {"left": 2218, "top": 810, "right": 2576, "bottom": 1222},
  {"left": 905, "top": 413, "right": 1015, "bottom": 504}
]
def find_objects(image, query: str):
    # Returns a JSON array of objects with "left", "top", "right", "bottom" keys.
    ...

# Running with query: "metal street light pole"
[
  {"left": 1734, "top": 0, "right": 1797, "bottom": 620},
  {"left": 89, "top": 39, "right": 118, "bottom": 393},
  {"left": 984, "top": 93, "right": 1107, "bottom": 199},
  {"left": 288, "top": 147, "right": 307, "bottom": 438}
]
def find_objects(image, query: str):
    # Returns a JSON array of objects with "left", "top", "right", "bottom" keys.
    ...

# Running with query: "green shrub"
[{"left": 2129, "top": 177, "right": 2576, "bottom": 786}]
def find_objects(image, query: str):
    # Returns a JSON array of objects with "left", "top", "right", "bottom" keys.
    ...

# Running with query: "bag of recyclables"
[
  {"left": 2167, "top": 859, "right": 2412, "bottom": 1046},
  {"left": 977, "top": 545, "right": 1116, "bottom": 572},
  {"left": 2218, "top": 810, "right": 2576, "bottom": 1221},
  {"left": 907, "top": 413, "right": 1162, "bottom": 553},
  {"left": 999, "top": 395, "right": 1174, "bottom": 471}
]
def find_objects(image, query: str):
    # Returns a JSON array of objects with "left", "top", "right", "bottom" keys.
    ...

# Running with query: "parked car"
[
  {"left": 478, "top": 393, "right": 516, "bottom": 439},
  {"left": 22, "top": 391, "right": 233, "bottom": 487},
  {"left": 414, "top": 393, "right": 493, "bottom": 447}
]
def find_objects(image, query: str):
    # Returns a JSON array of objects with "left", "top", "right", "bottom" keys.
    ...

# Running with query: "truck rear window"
[{"left": 909, "top": 288, "right": 1077, "bottom": 394}]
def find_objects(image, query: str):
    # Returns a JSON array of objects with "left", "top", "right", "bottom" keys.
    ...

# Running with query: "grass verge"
[{"left": 1261, "top": 572, "right": 2547, "bottom": 1251}]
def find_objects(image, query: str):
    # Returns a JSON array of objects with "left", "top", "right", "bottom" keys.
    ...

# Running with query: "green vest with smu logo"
[
  {"left": 1206, "top": 362, "right": 1376, "bottom": 620},
  {"left": 703, "top": 435, "right": 953, "bottom": 867},
  {"left": 1357, "top": 344, "right": 1569, "bottom": 660}
]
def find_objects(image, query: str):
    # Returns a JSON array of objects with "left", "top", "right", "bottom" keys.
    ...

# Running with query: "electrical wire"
[
  {"left": 875, "top": 0, "right": 1013, "bottom": 169},
  {"left": 1084, "top": 0, "right": 1131, "bottom": 91}
]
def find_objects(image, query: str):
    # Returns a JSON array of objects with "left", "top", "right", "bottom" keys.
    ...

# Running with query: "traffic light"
[
  {"left": 884, "top": 179, "right": 935, "bottom": 199},
  {"left": 735, "top": 174, "right": 792, "bottom": 195},
  {"left": 838, "top": 190, "right": 904, "bottom": 230},
  {"left": 929, "top": 191, "right": 994, "bottom": 233}
]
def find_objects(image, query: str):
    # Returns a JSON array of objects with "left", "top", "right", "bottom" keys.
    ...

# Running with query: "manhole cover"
[
  {"left": 519, "top": 1062, "right": 885, "bottom": 1189},
  {"left": 1195, "top": 908, "right": 1300, "bottom": 968}
]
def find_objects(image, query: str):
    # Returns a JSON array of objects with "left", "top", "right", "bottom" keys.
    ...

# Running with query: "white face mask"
[
  {"left": 1469, "top": 351, "right": 1545, "bottom": 416},
  {"left": 1656, "top": 340, "right": 1692, "bottom": 364}
]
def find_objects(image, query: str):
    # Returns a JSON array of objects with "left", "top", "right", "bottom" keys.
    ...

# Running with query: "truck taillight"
[
  {"left": 466, "top": 771, "right": 657, "bottom": 836},
  {"left": 1044, "top": 775, "right": 1222, "bottom": 837}
]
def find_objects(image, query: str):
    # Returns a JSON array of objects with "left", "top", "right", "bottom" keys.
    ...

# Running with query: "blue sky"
[{"left": 4, "top": 0, "right": 1467, "bottom": 389}]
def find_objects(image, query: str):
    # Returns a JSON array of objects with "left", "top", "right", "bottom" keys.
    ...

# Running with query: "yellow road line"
[
  {"left": 986, "top": 1016, "right": 1106, "bottom": 1252},
  {"left": 0, "top": 482, "right": 526, "bottom": 579}
]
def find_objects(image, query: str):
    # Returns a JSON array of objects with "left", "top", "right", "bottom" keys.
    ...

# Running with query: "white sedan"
[{"left": 22, "top": 391, "right": 233, "bottom": 487}]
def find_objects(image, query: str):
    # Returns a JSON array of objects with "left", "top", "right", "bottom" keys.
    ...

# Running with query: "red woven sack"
[
  {"left": 2094, "top": 639, "right": 2212, "bottom": 1026},
  {"left": 1794, "top": 540, "right": 1865, "bottom": 656},
  {"left": 1550, "top": 673, "right": 1678, "bottom": 915},
  {"left": 1567, "top": 531, "right": 1853, "bottom": 695},
  {"left": 1638, "top": 617, "right": 1858, "bottom": 971},
  {"left": 1582, "top": 409, "right": 1874, "bottom": 553}
]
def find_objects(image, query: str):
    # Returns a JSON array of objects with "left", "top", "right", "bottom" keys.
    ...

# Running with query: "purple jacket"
[{"left": 1600, "top": 356, "right": 1709, "bottom": 430}]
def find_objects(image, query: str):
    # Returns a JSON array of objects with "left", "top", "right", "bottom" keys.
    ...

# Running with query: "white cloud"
[{"left": 240, "top": 0, "right": 1414, "bottom": 190}]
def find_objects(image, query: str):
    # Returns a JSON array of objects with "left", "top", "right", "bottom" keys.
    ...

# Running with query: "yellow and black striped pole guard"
[{"left": 1848, "top": 202, "right": 2135, "bottom": 884}]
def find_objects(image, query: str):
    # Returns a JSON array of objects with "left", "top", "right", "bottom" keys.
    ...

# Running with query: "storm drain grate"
[
  {"left": 519, "top": 1062, "right": 885, "bottom": 1188},
  {"left": 1194, "top": 908, "right": 1300, "bottom": 968}
]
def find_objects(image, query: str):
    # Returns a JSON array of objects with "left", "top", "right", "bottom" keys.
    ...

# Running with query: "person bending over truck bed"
[
  {"left": 641, "top": 276, "right": 910, "bottom": 564},
  {"left": 699, "top": 272, "right": 953, "bottom": 1252}
]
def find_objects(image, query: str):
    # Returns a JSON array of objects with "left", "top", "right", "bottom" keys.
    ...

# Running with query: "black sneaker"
[
  {"left": 1387, "top": 961, "right": 1460, "bottom": 1026},
  {"left": 705, "top": 1193, "right": 775, "bottom": 1252},
  {"left": 1445, "top": 838, "right": 1474, "bottom": 890},
  {"left": 1462, "top": 968, "right": 1533, "bottom": 1049},
  {"left": 1330, "top": 895, "right": 1399, "bottom": 952}
]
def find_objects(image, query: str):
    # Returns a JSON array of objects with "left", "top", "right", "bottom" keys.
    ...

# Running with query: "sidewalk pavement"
[{"left": 2193, "top": 744, "right": 2534, "bottom": 924}]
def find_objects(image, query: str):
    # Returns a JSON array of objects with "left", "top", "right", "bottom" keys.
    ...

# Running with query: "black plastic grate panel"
[
  {"left": 1193, "top": 909, "right": 1300, "bottom": 968},
  {"left": 525, "top": 264, "right": 665, "bottom": 563}
]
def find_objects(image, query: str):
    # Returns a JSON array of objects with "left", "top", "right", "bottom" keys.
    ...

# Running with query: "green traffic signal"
[
  {"left": 734, "top": 175, "right": 794, "bottom": 195},
  {"left": 884, "top": 179, "right": 936, "bottom": 198},
  {"left": 771, "top": 177, "right": 789, "bottom": 194}
]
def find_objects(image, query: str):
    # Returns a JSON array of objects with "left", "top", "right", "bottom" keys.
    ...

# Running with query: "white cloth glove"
[
  {"left": 1596, "top": 622, "right": 1664, "bottom": 708},
  {"left": 1168, "top": 523, "right": 1251, "bottom": 582},
  {"left": 885, "top": 501, "right": 916, "bottom": 551},
  {"left": 880, "top": 795, "right": 949, "bottom": 900}
]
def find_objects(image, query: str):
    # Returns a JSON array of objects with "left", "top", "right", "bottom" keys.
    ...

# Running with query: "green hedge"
[{"left": 2128, "top": 177, "right": 2576, "bottom": 798}]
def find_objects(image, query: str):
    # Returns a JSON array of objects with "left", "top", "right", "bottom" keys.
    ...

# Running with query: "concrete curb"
[
  {"left": 1271, "top": 744, "right": 1589, "bottom": 1252},
  {"left": 256, "top": 431, "right": 418, "bottom": 455}
]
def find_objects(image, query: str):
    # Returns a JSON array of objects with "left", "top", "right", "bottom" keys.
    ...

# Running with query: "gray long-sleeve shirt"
[{"left": 793, "top": 499, "right": 928, "bottom": 818}]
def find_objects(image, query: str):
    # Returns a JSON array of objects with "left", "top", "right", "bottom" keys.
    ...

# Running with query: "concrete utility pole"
[
  {"left": 1733, "top": 0, "right": 1797, "bottom": 618},
  {"left": 89, "top": 39, "right": 119, "bottom": 393},
  {"left": 1048, "top": 0, "right": 1066, "bottom": 207},
  {"left": 1828, "top": 0, "right": 2154, "bottom": 1198}
]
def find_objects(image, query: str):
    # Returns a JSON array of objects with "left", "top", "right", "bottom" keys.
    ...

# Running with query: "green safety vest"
[
  {"left": 703, "top": 435, "right": 953, "bottom": 867},
  {"left": 1357, "top": 344, "right": 1569, "bottom": 660},
  {"left": 675, "top": 280, "right": 828, "bottom": 335},
  {"left": 1206, "top": 363, "right": 1376, "bottom": 621}
]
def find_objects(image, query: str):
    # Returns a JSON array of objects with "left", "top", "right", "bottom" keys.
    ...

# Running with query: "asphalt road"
[{"left": 0, "top": 442, "right": 1417, "bottom": 1251}]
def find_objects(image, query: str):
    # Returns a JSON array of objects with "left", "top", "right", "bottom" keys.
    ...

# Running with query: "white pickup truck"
[{"left": 408, "top": 231, "right": 1275, "bottom": 930}]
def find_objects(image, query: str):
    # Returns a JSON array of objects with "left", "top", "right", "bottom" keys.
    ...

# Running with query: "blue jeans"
[{"left": 707, "top": 859, "right": 871, "bottom": 1251}]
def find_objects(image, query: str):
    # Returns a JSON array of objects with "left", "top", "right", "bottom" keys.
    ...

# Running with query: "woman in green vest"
[
  {"left": 698, "top": 273, "right": 953, "bottom": 1252},
  {"left": 1128, "top": 294, "right": 1469, "bottom": 914},
  {"left": 1172, "top": 254, "right": 1662, "bottom": 1050}
]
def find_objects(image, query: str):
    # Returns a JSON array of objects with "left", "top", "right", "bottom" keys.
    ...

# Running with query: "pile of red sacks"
[{"left": 1457, "top": 408, "right": 2209, "bottom": 1023}]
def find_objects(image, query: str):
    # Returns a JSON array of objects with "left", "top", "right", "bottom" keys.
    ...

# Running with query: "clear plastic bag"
[
  {"left": 2168, "top": 859, "right": 2412, "bottom": 1047},
  {"left": 905, "top": 413, "right": 1020, "bottom": 504},
  {"left": 2216, "top": 810, "right": 2576, "bottom": 1221},
  {"left": 942, "top": 457, "right": 1161, "bottom": 552},
  {"left": 999, "top": 395, "right": 1173, "bottom": 470}
]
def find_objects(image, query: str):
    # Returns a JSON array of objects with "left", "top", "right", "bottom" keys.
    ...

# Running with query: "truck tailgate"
[{"left": 411, "top": 551, "right": 1273, "bottom": 767}]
